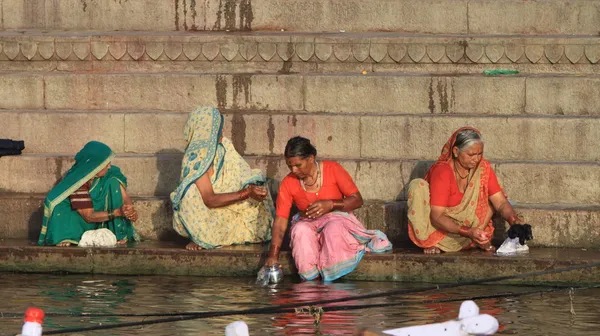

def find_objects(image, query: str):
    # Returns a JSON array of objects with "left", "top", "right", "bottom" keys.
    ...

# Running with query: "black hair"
[{"left": 284, "top": 136, "right": 317, "bottom": 159}]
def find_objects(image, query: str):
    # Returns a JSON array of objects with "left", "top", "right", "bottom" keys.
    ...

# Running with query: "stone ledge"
[
  {"left": 1, "top": 32, "right": 600, "bottom": 65},
  {"left": 0, "top": 240, "right": 598, "bottom": 285}
]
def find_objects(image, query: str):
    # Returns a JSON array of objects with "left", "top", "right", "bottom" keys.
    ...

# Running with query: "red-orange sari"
[{"left": 407, "top": 127, "right": 495, "bottom": 252}]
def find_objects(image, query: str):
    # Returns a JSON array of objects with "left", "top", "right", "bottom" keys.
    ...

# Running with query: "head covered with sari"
[
  {"left": 171, "top": 106, "right": 264, "bottom": 211},
  {"left": 408, "top": 127, "right": 497, "bottom": 252},
  {"left": 45, "top": 141, "right": 115, "bottom": 216},
  {"left": 425, "top": 126, "right": 485, "bottom": 180},
  {"left": 171, "top": 106, "right": 224, "bottom": 211}
]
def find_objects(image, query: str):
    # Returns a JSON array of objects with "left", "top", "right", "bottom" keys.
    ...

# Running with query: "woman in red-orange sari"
[{"left": 407, "top": 127, "right": 526, "bottom": 254}]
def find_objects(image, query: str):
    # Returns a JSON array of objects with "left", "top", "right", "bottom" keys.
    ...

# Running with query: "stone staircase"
[{"left": 1, "top": 0, "right": 599, "bottom": 255}]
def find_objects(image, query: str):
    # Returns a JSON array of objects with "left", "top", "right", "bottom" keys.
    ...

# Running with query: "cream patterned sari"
[{"left": 170, "top": 107, "right": 273, "bottom": 249}]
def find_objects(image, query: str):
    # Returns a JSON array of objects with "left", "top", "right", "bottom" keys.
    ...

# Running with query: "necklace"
[
  {"left": 303, "top": 168, "right": 320, "bottom": 187},
  {"left": 453, "top": 162, "right": 469, "bottom": 179},
  {"left": 301, "top": 162, "right": 322, "bottom": 194}
]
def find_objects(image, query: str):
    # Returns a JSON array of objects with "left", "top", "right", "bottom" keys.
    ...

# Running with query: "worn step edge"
[{"left": 0, "top": 240, "right": 598, "bottom": 285}]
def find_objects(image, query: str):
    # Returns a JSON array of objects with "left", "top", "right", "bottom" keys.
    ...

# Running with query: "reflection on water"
[{"left": 0, "top": 273, "right": 599, "bottom": 336}]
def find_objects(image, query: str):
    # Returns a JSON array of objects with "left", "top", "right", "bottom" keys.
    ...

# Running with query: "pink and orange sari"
[{"left": 291, "top": 212, "right": 392, "bottom": 282}]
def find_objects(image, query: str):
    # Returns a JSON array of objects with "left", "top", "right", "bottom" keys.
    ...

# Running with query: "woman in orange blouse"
[
  {"left": 407, "top": 127, "right": 526, "bottom": 254},
  {"left": 264, "top": 137, "right": 392, "bottom": 281}
]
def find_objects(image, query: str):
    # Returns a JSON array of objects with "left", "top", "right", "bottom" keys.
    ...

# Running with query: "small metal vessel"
[{"left": 266, "top": 264, "right": 282, "bottom": 284}]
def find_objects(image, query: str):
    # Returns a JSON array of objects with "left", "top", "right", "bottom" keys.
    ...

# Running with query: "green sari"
[
  {"left": 37, "top": 141, "right": 135, "bottom": 246},
  {"left": 170, "top": 106, "right": 273, "bottom": 249}
]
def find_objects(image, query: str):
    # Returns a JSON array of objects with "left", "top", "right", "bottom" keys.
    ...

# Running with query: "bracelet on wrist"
[
  {"left": 239, "top": 188, "right": 250, "bottom": 200},
  {"left": 268, "top": 244, "right": 281, "bottom": 258},
  {"left": 108, "top": 210, "right": 115, "bottom": 221},
  {"left": 458, "top": 226, "right": 470, "bottom": 237},
  {"left": 332, "top": 200, "right": 344, "bottom": 211}
]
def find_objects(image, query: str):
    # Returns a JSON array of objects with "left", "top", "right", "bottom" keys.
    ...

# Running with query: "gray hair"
[{"left": 453, "top": 129, "right": 484, "bottom": 153}]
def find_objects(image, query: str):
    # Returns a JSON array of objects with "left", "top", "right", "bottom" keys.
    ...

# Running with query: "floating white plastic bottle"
[
  {"left": 20, "top": 307, "right": 44, "bottom": 336},
  {"left": 383, "top": 301, "right": 499, "bottom": 336}
]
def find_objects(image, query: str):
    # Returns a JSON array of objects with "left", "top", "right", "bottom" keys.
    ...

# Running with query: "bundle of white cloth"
[
  {"left": 78, "top": 228, "right": 117, "bottom": 247},
  {"left": 496, "top": 237, "right": 529, "bottom": 255},
  {"left": 383, "top": 300, "right": 499, "bottom": 336}
]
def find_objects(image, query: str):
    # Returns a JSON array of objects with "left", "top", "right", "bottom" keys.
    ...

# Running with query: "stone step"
[
  {"left": 0, "top": 239, "right": 599, "bottom": 284},
  {"left": 2, "top": 31, "right": 600, "bottom": 74},
  {"left": 3, "top": 72, "right": 600, "bottom": 116},
  {"left": 0, "top": 155, "right": 598, "bottom": 205},
  {"left": 3, "top": 110, "right": 600, "bottom": 162},
  {"left": 2, "top": 0, "right": 600, "bottom": 35},
  {"left": 2, "top": 195, "right": 599, "bottom": 248}
]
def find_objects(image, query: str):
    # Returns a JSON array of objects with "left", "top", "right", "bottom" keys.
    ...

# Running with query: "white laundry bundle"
[
  {"left": 496, "top": 237, "right": 529, "bottom": 255},
  {"left": 78, "top": 228, "right": 117, "bottom": 247},
  {"left": 383, "top": 300, "right": 499, "bottom": 336},
  {"left": 496, "top": 224, "right": 533, "bottom": 256}
]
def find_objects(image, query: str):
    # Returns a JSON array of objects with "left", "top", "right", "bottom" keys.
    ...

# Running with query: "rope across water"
[{"left": 3, "top": 261, "right": 600, "bottom": 334}]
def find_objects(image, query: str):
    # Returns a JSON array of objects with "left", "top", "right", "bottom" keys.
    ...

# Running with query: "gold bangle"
[
  {"left": 332, "top": 200, "right": 344, "bottom": 211},
  {"left": 239, "top": 188, "right": 250, "bottom": 200}
]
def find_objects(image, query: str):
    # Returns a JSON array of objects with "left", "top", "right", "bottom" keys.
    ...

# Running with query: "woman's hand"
[
  {"left": 247, "top": 185, "right": 268, "bottom": 201},
  {"left": 468, "top": 227, "right": 490, "bottom": 245},
  {"left": 265, "top": 255, "right": 280, "bottom": 267},
  {"left": 121, "top": 205, "right": 138, "bottom": 222},
  {"left": 305, "top": 200, "right": 334, "bottom": 218}
]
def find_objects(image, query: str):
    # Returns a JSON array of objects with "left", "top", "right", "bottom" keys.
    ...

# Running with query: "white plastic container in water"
[{"left": 20, "top": 307, "right": 44, "bottom": 336}]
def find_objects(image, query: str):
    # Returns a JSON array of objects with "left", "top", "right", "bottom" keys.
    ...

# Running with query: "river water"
[{"left": 1, "top": 273, "right": 598, "bottom": 335}]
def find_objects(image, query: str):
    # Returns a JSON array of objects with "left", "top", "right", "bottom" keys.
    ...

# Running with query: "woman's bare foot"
[
  {"left": 424, "top": 246, "right": 442, "bottom": 254},
  {"left": 478, "top": 243, "right": 496, "bottom": 253},
  {"left": 56, "top": 241, "right": 72, "bottom": 247},
  {"left": 186, "top": 242, "right": 203, "bottom": 251},
  {"left": 117, "top": 239, "right": 128, "bottom": 245}
]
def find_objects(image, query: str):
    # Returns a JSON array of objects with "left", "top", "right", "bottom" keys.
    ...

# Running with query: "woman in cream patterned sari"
[{"left": 170, "top": 106, "right": 273, "bottom": 250}]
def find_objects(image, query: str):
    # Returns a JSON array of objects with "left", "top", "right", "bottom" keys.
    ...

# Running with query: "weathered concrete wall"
[
  {"left": 1, "top": 155, "right": 598, "bottom": 205},
  {"left": 3, "top": 1, "right": 600, "bottom": 34},
  {"left": 3, "top": 111, "right": 599, "bottom": 162},
  {"left": 3, "top": 73, "right": 600, "bottom": 116},
  {"left": 2, "top": 196, "right": 599, "bottom": 248}
]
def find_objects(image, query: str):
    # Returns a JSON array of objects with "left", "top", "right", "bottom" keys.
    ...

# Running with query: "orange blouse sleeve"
[
  {"left": 487, "top": 167, "right": 503, "bottom": 196},
  {"left": 331, "top": 162, "right": 359, "bottom": 196},
  {"left": 275, "top": 177, "right": 294, "bottom": 219},
  {"left": 428, "top": 164, "right": 452, "bottom": 207}
]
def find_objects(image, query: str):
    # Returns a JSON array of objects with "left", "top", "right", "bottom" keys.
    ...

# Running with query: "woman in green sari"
[
  {"left": 37, "top": 141, "right": 138, "bottom": 246},
  {"left": 171, "top": 106, "right": 273, "bottom": 250}
]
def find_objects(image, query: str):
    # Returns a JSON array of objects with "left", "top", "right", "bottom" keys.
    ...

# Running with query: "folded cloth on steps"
[
  {"left": 0, "top": 139, "right": 25, "bottom": 157},
  {"left": 79, "top": 228, "right": 118, "bottom": 247},
  {"left": 497, "top": 224, "right": 533, "bottom": 256}
]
